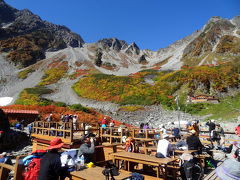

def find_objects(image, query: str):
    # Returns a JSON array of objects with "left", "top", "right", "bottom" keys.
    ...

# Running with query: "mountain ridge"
[{"left": 1, "top": 1, "right": 240, "bottom": 121}]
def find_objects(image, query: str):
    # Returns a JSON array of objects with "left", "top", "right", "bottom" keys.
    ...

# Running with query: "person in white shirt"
[
  {"left": 156, "top": 134, "right": 173, "bottom": 158},
  {"left": 159, "top": 124, "right": 167, "bottom": 137}
]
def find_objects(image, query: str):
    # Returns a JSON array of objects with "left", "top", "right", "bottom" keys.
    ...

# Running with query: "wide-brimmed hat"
[
  {"left": 47, "top": 138, "right": 64, "bottom": 150},
  {"left": 162, "top": 134, "right": 169, "bottom": 139},
  {"left": 216, "top": 159, "right": 240, "bottom": 180}
]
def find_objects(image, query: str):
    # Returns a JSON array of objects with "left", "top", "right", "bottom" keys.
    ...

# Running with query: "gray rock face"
[
  {"left": 125, "top": 42, "right": 140, "bottom": 55},
  {"left": 0, "top": 0, "right": 84, "bottom": 47},
  {"left": 97, "top": 38, "right": 128, "bottom": 51},
  {"left": 0, "top": 0, "right": 17, "bottom": 25},
  {"left": 182, "top": 16, "right": 237, "bottom": 57},
  {"left": 231, "top": 16, "right": 240, "bottom": 27},
  {"left": 138, "top": 54, "right": 147, "bottom": 64}
]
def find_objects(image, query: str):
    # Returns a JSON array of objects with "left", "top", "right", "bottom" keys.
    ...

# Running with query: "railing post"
[
  {"left": 63, "top": 123, "right": 66, "bottom": 139},
  {"left": 14, "top": 156, "right": 24, "bottom": 180},
  {"left": 83, "top": 123, "right": 86, "bottom": 135},
  {"left": 120, "top": 128, "right": 123, "bottom": 143},
  {"left": 70, "top": 122, "right": 73, "bottom": 142},
  {"left": 146, "top": 129, "right": 149, "bottom": 139},
  {"left": 110, "top": 128, "right": 113, "bottom": 144}
]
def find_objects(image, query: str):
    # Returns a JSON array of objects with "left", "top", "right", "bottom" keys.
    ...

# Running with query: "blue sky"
[{"left": 5, "top": 0, "right": 240, "bottom": 50}]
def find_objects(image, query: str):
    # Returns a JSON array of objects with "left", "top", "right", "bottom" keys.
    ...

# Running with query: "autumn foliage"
[{"left": 2, "top": 104, "right": 102, "bottom": 124}]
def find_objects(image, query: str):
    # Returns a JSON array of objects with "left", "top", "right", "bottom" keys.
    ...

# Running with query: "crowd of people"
[{"left": 1, "top": 114, "right": 240, "bottom": 180}]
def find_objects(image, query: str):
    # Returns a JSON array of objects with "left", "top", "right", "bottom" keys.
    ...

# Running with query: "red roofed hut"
[{"left": 2, "top": 109, "right": 39, "bottom": 125}]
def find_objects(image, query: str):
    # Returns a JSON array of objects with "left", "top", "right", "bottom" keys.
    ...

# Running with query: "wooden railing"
[
  {"left": 0, "top": 156, "right": 24, "bottom": 180},
  {"left": 32, "top": 121, "right": 100, "bottom": 143},
  {"left": 100, "top": 127, "right": 164, "bottom": 144}
]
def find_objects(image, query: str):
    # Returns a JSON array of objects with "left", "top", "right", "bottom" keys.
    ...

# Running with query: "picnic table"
[
  {"left": 70, "top": 166, "right": 131, "bottom": 180},
  {"left": 112, "top": 151, "right": 178, "bottom": 179}
]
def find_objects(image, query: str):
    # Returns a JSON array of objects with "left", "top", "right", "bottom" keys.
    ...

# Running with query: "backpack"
[
  {"left": 23, "top": 150, "right": 46, "bottom": 180},
  {"left": 181, "top": 159, "right": 203, "bottom": 180},
  {"left": 23, "top": 158, "right": 41, "bottom": 180},
  {"left": 102, "top": 161, "right": 119, "bottom": 179},
  {"left": 129, "top": 173, "right": 144, "bottom": 180}
]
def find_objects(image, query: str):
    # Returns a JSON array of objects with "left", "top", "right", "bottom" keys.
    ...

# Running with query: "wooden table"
[
  {"left": 70, "top": 166, "right": 131, "bottom": 180},
  {"left": 112, "top": 151, "right": 177, "bottom": 179},
  {"left": 174, "top": 149, "right": 198, "bottom": 154}
]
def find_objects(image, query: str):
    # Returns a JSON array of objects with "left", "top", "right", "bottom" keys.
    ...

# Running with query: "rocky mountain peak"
[
  {"left": 203, "top": 16, "right": 235, "bottom": 33},
  {"left": 125, "top": 42, "right": 140, "bottom": 55},
  {"left": 231, "top": 16, "right": 240, "bottom": 27},
  {"left": 0, "top": 0, "right": 17, "bottom": 25},
  {"left": 97, "top": 38, "right": 128, "bottom": 51},
  {"left": 0, "top": 0, "right": 84, "bottom": 47}
]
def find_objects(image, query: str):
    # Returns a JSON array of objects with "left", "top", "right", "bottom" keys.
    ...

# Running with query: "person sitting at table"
[
  {"left": 172, "top": 126, "right": 181, "bottom": 140},
  {"left": 77, "top": 135, "right": 95, "bottom": 163},
  {"left": 186, "top": 130, "right": 203, "bottom": 153},
  {"left": 156, "top": 134, "right": 173, "bottom": 158},
  {"left": 176, "top": 136, "right": 188, "bottom": 150},
  {"left": 158, "top": 124, "right": 168, "bottom": 138},
  {"left": 188, "top": 121, "right": 200, "bottom": 136},
  {"left": 38, "top": 138, "right": 67, "bottom": 180}
]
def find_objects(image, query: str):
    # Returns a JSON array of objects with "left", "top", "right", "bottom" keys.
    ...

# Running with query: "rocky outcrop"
[
  {"left": 97, "top": 38, "right": 128, "bottom": 51},
  {"left": 125, "top": 42, "right": 140, "bottom": 55},
  {"left": 0, "top": 1, "right": 84, "bottom": 47},
  {"left": 0, "top": 0, "right": 84, "bottom": 66},
  {"left": 183, "top": 16, "right": 236, "bottom": 57},
  {"left": 138, "top": 54, "right": 147, "bottom": 64}
]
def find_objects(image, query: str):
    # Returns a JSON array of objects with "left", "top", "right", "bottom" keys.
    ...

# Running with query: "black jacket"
[
  {"left": 206, "top": 122, "right": 215, "bottom": 132},
  {"left": 38, "top": 151, "right": 64, "bottom": 180},
  {"left": 186, "top": 135, "right": 203, "bottom": 150}
]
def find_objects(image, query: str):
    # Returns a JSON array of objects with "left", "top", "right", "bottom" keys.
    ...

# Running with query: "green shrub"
[
  {"left": 54, "top": 102, "right": 67, "bottom": 107},
  {"left": 18, "top": 68, "right": 35, "bottom": 79},
  {"left": 69, "top": 104, "right": 90, "bottom": 113}
]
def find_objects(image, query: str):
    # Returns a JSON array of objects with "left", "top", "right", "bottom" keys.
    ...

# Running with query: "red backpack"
[
  {"left": 23, "top": 150, "right": 46, "bottom": 180},
  {"left": 23, "top": 158, "right": 41, "bottom": 180}
]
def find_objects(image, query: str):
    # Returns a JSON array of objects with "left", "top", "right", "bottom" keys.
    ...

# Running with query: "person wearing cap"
[
  {"left": 216, "top": 149, "right": 240, "bottom": 180},
  {"left": 38, "top": 138, "right": 66, "bottom": 180},
  {"left": 186, "top": 130, "right": 203, "bottom": 152},
  {"left": 77, "top": 135, "right": 95, "bottom": 163},
  {"left": 156, "top": 134, "right": 173, "bottom": 158}
]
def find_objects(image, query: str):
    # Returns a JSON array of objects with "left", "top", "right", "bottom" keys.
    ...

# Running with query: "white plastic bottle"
[{"left": 80, "top": 155, "right": 85, "bottom": 166}]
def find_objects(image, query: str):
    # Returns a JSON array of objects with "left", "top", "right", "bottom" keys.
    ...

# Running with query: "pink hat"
[{"left": 47, "top": 138, "right": 64, "bottom": 150}]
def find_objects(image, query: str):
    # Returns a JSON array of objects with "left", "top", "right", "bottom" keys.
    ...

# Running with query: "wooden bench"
[
  {"left": 0, "top": 156, "right": 24, "bottom": 180},
  {"left": 112, "top": 151, "right": 178, "bottom": 179}
]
